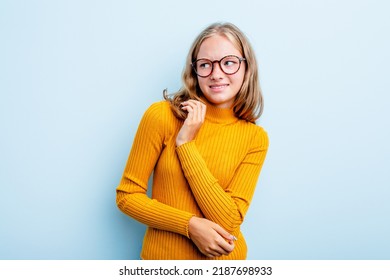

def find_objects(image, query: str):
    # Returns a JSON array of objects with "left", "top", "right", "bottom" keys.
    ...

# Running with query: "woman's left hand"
[
  {"left": 188, "top": 216, "right": 235, "bottom": 258},
  {"left": 176, "top": 100, "right": 206, "bottom": 147}
]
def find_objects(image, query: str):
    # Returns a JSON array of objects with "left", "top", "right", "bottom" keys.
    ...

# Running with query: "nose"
[{"left": 210, "top": 61, "right": 224, "bottom": 79}]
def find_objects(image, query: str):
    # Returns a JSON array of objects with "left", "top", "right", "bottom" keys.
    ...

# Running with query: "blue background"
[{"left": 1, "top": 0, "right": 389, "bottom": 260}]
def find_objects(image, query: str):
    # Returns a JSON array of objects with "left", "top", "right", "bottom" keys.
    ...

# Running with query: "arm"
[
  {"left": 176, "top": 129, "right": 269, "bottom": 234},
  {"left": 175, "top": 100, "right": 269, "bottom": 234},
  {"left": 118, "top": 101, "right": 236, "bottom": 258},
  {"left": 116, "top": 102, "right": 194, "bottom": 237}
]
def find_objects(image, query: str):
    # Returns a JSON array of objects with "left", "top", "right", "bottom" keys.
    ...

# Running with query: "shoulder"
[
  {"left": 142, "top": 100, "right": 174, "bottom": 122},
  {"left": 144, "top": 100, "right": 171, "bottom": 116},
  {"left": 241, "top": 121, "right": 269, "bottom": 151},
  {"left": 140, "top": 100, "right": 180, "bottom": 134}
]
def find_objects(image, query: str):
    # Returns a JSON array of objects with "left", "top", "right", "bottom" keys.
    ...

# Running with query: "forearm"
[
  {"left": 176, "top": 141, "right": 244, "bottom": 232},
  {"left": 116, "top": 188, "right": 194, "bottom": 238}
]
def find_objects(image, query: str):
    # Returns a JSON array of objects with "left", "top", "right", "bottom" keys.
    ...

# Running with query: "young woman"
[{"left": 116, "top": 22, "right": 269, "bottom": 260}]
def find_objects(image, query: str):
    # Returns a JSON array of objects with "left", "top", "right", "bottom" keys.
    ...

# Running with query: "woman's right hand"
[
  {"left": 188, "top": 216, "right": 236, "bottom": 258},
  {"left": 176, "top": 100, "right": 206, "bottom": 147}
]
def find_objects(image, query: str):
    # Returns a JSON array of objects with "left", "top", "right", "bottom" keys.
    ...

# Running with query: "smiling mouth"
[{"left": 209, "top": 84, "right": 228, "bottom": 90}]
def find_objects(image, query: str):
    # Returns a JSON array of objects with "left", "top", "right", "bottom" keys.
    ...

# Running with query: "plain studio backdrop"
[{"left": 1, "top": 0, "right": 389, "bottom": 260}]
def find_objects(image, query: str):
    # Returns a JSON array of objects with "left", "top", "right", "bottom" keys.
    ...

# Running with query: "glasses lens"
[
  {"left": 220, "top": 56, "right": 240, "bottom": 74},
  {"left": 195, "top": 59, "right": 212, "bottom": 77}
]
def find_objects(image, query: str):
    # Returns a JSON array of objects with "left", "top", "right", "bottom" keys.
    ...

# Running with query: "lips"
[{"left": 209, "top": 84, "right": 228, "bottom": 91}]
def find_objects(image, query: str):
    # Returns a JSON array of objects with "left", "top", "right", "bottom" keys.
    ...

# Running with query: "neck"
[{"left": 201, "top": 98, "right": 237, "bottom": 124}]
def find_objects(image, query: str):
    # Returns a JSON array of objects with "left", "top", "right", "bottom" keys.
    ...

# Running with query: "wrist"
[
  {"left": 187, "top": 216, "right": 198, "bottom": 239},
  {"left": 176, "top": 140, "right": 186, "bottom": 147},
  {"left": 176, "top": 137, "right": 190, "bottom": 147}
]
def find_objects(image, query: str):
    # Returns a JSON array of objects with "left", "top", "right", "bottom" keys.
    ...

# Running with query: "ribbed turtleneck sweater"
[{"left": 116, "top": 100, "right": 269, "bottom": 260}]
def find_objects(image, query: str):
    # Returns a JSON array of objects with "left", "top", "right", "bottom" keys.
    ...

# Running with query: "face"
[{"left": 196, "top": 34, "right": 246, "bottom": 109}]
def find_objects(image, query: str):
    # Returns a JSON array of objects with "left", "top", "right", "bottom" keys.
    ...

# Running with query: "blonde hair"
[{"left": 164, "top": 22, "right": 263, "bottom": 123}]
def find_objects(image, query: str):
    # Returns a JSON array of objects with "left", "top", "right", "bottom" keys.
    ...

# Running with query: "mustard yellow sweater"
[{"left": 116, "top": 100, "right": 269, "bottom": 260}]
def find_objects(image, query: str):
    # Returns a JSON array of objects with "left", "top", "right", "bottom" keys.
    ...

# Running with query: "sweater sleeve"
[
  {"left": 116, "top": 102, "right": 194, "bottom": 238},
  {"left": 175, "top": 127, "right": 269, "bottom": 234}
]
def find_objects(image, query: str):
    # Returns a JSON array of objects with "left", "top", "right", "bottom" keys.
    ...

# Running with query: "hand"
[
  {"left": 188, "top": 216, "right": 236, "bottom": 258},
  {"left": 176, "top": 100, "right": 206, "bottom": 147}
]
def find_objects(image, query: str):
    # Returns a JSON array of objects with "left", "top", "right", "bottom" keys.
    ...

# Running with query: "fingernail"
[{"left": 232, "top": 235, "right": 237, "bottom": 241}]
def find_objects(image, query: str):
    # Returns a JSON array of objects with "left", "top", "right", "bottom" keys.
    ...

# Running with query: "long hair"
[{"left": 164, "top": 22, "right": 263, "bottom": 123}]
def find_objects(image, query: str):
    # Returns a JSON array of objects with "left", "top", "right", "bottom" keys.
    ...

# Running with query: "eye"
[
  {"left": 223, "top": 57, "right": 239, "bottom": 67},
  {"left": 198, "top": 61, "right": 211, "bottom": 69},
  {"left": 224, "top": 60, "right": 237, "bottom": 66}
]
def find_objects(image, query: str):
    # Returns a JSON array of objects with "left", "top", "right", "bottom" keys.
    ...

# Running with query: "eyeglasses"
[{"left": 191, "top": 55, "right": 246, "bottom": 78}]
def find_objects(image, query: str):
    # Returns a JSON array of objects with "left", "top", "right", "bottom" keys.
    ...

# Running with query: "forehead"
[{"left": 197, "top": 34, "right": 242, "bottom": 60}]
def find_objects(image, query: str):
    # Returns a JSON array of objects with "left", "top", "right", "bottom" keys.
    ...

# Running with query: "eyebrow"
[{"left": 196, "top": 54, "right": 242, "bottom": 60}]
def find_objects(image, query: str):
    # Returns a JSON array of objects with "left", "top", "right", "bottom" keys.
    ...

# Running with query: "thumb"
[{"left": 212, "top": 223, "right": 237, "bottom": 242}]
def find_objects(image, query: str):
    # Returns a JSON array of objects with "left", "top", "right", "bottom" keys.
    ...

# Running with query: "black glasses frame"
[{"left": 191, "top": 55, "right": 246, "bottom": 78}]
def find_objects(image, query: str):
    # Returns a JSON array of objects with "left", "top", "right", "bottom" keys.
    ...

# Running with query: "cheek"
[
  {"left": 233, "top": 72, "right": 245, "bottom": 89},
  {"left": 197, "top": 78, "right": 208, "bottom": 92},
  {"left": 239, "top": 65, "right": 247, "bottom": 83}
]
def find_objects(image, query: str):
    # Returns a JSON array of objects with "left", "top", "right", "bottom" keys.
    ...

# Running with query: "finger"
[
  {"left": 205, "top": 250, "right": 220, "bottom": 258},
  {"left": 189, "top": 100, "right": 204, "bottom": 123},
  {"left": 212, "top": 223, "right": 236, "bottom": 242},
  {"left": 196, "top": 101, "right": 202, "bottom": 122},
  {"left": 218, "top": 239, "right": 235, "bottom": 254},
  {"left": 185, "top": 99, "right": 202, "bottom": 109},
  {"left": 206, "top": 248, "right": 224, "bottom": 258},
  {"left": 213, "top": 242, "right": 232, "bottom": 256},
  {"left": 206, "top": 252, "right": 218, "bottom": 258},
  {"left": 190, "top": 101, "right": 200, "bottom": 122},
  {"left": 185, "top": 100, "right": 204, "bottom": 123},
  {"left": 182, "top": 101, "right": 196, "bottom": 119},
  {"left": 200, "top": 102, "right": 206, "bottom": 121},
  {"left": 182, "top": 104, "right": 194, "bottom": 119}
]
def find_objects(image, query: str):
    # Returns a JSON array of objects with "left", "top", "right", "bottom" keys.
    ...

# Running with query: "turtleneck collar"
[{"left": 201, "top": 98, "right": 238, "bottom": 124}]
